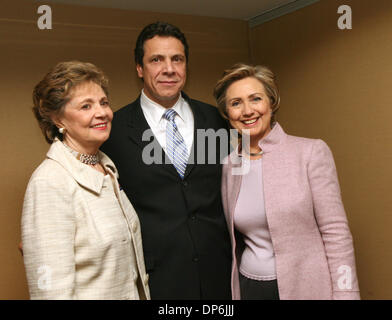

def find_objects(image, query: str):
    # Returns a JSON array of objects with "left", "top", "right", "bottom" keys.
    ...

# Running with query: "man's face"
[{"left": 136, "top": 36, "right": 187, "bottom": 108}]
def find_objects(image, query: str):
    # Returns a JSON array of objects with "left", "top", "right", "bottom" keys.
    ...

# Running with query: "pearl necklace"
[
  {"left": 239, "top": 150, "right": 264, "bottom": 157},
  {"left": 62, "top": 142, "right": 100, "bottom": 165},
  {"left": 246, "top": 150, "right": 264, "bottom": 156},
  {"left": 238, "top": 146, "right": 264, "bottom": 157}
]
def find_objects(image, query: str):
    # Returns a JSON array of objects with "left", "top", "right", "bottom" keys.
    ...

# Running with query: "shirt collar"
[{"left": 140, "top": 89, "right": 186, "bottom": 125}]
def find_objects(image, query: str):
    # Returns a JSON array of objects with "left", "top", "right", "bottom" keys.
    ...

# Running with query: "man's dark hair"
[{"left": 134, "top": 21, "right": 189, "bottom": 66}]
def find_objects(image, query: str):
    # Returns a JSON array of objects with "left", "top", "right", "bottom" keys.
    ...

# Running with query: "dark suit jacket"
[{"left": 101, "top": 92, "right": 232, "bottom": 299}]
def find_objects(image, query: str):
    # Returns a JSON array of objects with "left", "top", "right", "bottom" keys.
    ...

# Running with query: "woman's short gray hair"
[{"left": 32, "top": 61, "right": 109, "bottom": 144}]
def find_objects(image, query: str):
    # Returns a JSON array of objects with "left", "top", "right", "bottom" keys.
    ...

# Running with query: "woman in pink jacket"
[{"left": 214, "top": 63, "right": 360, "bottom": 300}]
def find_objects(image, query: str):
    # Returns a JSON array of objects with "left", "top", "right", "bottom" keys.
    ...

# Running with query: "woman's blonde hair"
[{"left": 213, "top": 63, "right": 280, "bottom": 124}]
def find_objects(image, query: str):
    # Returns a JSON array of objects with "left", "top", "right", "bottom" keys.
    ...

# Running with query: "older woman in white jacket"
[{"left": 22, "top": 61, "right": 150, "bottom": 300}]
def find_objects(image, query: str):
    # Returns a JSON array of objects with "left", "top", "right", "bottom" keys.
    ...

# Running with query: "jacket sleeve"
[
  {"left": 308, "top": 139, "right": 360, "bottom": 300},
  {"left": 21, "top": 175, "right": 76, "bottom": 299}
]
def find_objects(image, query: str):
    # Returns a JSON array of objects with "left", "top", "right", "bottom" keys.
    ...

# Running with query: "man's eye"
[
  {"left": 101, "top": 100, "right": 109, "bottom": 106},
  {"left": 151, "top": 57, "right": 159, "bottom": 62},
  {"left": 81, "top": 104, "right": 90, "bottom": 109}
]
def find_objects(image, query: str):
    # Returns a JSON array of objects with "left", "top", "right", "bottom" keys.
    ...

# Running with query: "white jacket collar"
[{"left": 46, "top": 139, "right": 118, "bottom": 194}]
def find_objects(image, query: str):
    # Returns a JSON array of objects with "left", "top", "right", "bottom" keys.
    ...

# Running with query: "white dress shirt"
[{"left": 140, "top": 90, "right": 194, "bottom": 158}]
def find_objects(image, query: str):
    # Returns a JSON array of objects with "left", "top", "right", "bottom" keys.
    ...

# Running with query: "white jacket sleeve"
[{"left": 21, "top": 176, "right": 76, "bottom": 299}]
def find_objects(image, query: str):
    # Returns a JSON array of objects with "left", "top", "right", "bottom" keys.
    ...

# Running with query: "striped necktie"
[{"left": 164, "top": 109, "right": 188, "bottom": 179}]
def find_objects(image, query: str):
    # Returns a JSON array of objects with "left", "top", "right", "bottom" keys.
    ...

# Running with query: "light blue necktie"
[{"left": 164, "top": 109, "right": 188, "bottom": 179}]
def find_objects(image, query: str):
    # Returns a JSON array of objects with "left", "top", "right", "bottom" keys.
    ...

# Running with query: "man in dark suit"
[{"left": 102, "top": 22, "right": 231, "bottom": 299}]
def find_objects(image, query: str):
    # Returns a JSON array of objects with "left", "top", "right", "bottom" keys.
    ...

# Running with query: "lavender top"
[{"left": 233, "top": 157, "right": 277, "bottom": 281}]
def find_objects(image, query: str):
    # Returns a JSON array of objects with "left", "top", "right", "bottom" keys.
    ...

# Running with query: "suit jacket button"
[
  {"left": 193, "top": 257, "right": 199, "bottom": 262},
  {"left": 182, "top": 181, "right": 188, "bottom": 187},
  {"left": 132, "top": 222, "right": 138, "bottom": 233}
]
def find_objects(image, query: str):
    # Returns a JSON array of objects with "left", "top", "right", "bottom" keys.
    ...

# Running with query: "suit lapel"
[
  {"left": 183, "top": 93, "right": 206, "bottom": 179},
  {"left": 126, "top": 93, "right": 210, "bottom": 180},
  {"left": 127, "top": 96, "right": 180, "bottom": 179},
  {"left": 127, "top": 96, "right": 153, "bottom": 150}
]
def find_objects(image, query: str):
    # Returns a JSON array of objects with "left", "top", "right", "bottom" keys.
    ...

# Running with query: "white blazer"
[{"left": 22, "top": 139, "right": 150, "bottom": 300}]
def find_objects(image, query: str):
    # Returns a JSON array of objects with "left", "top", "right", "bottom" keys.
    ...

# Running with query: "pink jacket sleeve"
[{"left": 308, "top": 139, "right": 360, "bottom": 300}]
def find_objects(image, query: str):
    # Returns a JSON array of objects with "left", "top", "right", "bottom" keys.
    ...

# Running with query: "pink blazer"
[{"left": 221, "top": 123, "right": 360, "bottom": 300}]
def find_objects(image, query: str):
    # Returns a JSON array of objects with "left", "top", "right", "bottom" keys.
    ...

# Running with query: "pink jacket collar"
[
  {"left": 257, "top": 122, "right": 287, "bottom": 153},
  {"left": 230, "top": 122, "right": 287, "bottom": 164}
]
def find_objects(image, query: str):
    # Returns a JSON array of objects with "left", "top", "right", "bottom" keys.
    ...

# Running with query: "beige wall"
[
  {"left": 0, "top": 0, "right": 249, "bottom": 299},
  {"left": 250, "top": 0, "right": 392, "bottom": 299}
]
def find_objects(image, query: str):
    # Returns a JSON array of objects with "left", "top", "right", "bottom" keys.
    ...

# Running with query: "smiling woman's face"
[
  {"left": 226, "top": 77, "right": 272, "bottom": 143},
  {"left": 56, "top": 81, "right": 113, "bottom": 154}
]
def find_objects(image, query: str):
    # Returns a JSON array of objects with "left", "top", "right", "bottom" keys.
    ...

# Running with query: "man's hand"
[{"left": 18, "top": 241, "right": 23, "bottom": 256}]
